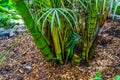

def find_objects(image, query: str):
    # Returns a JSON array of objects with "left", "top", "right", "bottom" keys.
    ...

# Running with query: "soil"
[{"left": 0, "top": 19, "right": 120, "bottom": 80}]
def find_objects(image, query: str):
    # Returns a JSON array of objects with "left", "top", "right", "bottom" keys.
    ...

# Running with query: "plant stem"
[{"left": 11, "top": 0, "right": 54, "bottom": 61}]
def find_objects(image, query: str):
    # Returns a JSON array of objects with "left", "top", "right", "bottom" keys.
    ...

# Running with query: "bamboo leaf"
[
  {"left": 57, "top": 9, "right": 73, "bottom": 30},
  {"left": 78, "top": 0, "right": 87, "bottom": 10},
  {"left": 60, "top": 8, "right": 78, "bottom": 26},
  {"left": 110, "top": 0, "right": 114, "bottom": 14},
  {"left": 37, "top": 9, "right": 52, "bottom": 26},
  {"left": 51, "top": 11, "right": 56, "bottom": 31},
  {"left": 112, "top": 0, "right": 120, "bottom": 20},
  {"left": 55, "top": 10, "right": 61, "bottom": 30},
  {"left": 41, "top": 9, "right": 54, "bottom": 32}
]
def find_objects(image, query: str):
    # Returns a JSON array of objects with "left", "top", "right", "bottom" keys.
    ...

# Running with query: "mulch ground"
[{"left": 0, "top": 19, "right": 120, "bottom": 80}]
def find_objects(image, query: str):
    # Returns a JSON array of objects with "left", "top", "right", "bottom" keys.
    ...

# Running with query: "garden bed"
[{"left": 0, "top": 19, "right": 120, "bottom": 80}]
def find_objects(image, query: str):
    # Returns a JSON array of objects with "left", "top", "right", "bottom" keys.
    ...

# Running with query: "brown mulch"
[{"left": 0, "top": 19, "right": 120, "bottom": 80}]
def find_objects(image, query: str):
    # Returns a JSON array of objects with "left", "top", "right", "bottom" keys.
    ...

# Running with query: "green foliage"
[
  {"left": 93, "top": 72, "right": 120, "bottom": 80},
  {"left": 9, "top": 0, "right": 110, "bottom": 65},
  {"left": 93, "top": 72, "right": 102, "bottom": 80},
  {"left": 113, "top": 3, "right": 120, "bottom": 14},
  {"left": 0, "top": 13, "right": 9, "bottom": 28},
  {"left": 114, "top": 75, "right": 120, "bottom": 80},
  {"left": 0, "top": 0, "right": 20, "bottom": 28},
  {"left": 0, "top": 0, "right": 9, "bottom": 8},
  {"left": 110, "top": 0, "right": 120, "bottom": 20}
]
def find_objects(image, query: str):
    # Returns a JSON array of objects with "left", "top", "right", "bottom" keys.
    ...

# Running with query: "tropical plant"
[{"left": 9, "top": 0, "right": 110, "bottom": 65}]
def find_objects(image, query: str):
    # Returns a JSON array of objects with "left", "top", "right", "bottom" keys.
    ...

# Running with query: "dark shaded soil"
[{"left": 0, "top": 19, "right": 120, "bottom": 80}]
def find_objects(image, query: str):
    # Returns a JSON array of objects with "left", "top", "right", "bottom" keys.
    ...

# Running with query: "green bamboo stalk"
[
  {"left": 81, "top": 1, "right": 98, "bottom": 61},
  {"left": 72, "top": 53, "right": 81, "bottom": 66},
  {"left": 85, "top": 0, "right": 109, "bottom": 61},
  {"left": 11, "top": 0, "right": 54, "bottom": 61},
  {"left": 86, "top": 1, "right": 98, "bottom": 61},
  {"left": 51, "top": 26, "right": 63, "bottom": 64}
]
